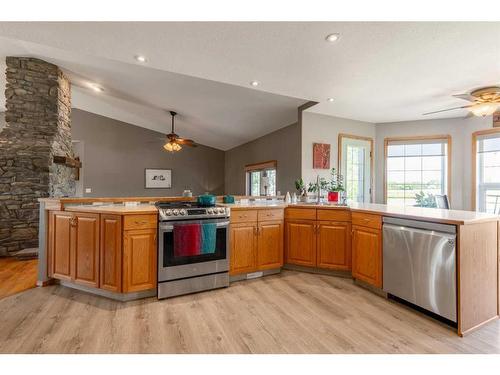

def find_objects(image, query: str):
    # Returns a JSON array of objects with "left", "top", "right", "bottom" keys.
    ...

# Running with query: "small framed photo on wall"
[{"left": 145, "top": 168, "right": 172, "bottom": 189}]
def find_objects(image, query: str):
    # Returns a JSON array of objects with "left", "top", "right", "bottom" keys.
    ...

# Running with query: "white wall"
[
  {"left": 301, "top": 111, "right": 376, "bottom": 189},
  {"left": 375, "top": 115, "right": 493, "bottom": 210}
]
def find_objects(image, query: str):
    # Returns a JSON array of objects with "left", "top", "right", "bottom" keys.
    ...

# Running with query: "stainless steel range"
[{"left": 156, "top": 201, "right": 230, "bottom": 299}]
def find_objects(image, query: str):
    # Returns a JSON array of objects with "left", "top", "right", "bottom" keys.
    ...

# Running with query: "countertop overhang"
[{"left": 41, "top": 197, "right": 500, "bottom": 226}]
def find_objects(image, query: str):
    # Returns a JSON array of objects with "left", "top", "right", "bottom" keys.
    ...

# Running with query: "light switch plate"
[{"left": 85, "top": 188, "right": 92, "bottom": 193}]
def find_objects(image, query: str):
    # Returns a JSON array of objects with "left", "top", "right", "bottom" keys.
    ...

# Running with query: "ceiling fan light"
[
  {"left": 470, "top": 102, "right": 499, "bottom": 117},
  {"left": 164, "top": 141, "right": 182, "bottom": 152}
]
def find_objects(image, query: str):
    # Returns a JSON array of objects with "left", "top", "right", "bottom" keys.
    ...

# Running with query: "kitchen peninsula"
[{"left": 38, "top": 196, "right": 500, "bottom": 337}]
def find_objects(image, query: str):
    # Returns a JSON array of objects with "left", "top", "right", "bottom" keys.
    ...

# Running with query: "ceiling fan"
[
  {"left": 423, "top": 86, "right": 500, "bottom": 117},
  {"left": 163, "top": 111, "right": 197, "bottom": 152}
]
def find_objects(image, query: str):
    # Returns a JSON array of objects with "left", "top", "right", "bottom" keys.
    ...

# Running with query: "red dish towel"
[{"left": 173, "top": 224, "right": 201, "bottom": 257}]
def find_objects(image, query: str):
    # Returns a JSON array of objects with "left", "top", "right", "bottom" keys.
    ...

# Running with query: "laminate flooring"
[{"left": 1, "top": 270, "right": 499, "bottom": 353}]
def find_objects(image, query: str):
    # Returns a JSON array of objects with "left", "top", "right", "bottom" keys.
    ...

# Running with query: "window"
[
  {"left": 339, "top": 134, "right": 373, "bottom": 203},
  {"left": 385, "top": 136, "right": 450, "bottom": 207},
  {"left": 245, "top": 161, "right": 277, "bottom": 196},
  {"left": 473, "top": 129, "right": 500, "bottom": 214}
]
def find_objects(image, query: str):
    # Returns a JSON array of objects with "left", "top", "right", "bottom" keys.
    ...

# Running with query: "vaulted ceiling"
[{"left": 1, "top": 22, "right": 499, "bottom": 149}]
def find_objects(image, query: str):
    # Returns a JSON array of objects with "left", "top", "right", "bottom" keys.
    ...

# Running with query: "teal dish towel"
[{"left": 201, "top": 223, "right": 217, "bottom": 254}]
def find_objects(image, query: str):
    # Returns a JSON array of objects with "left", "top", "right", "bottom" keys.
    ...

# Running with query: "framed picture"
[
  {"left": 313, "top": 143, "right": 330, "bottom": 169},
  {"left": 145, "top": 168, "right": 172, "bottom": 189}
]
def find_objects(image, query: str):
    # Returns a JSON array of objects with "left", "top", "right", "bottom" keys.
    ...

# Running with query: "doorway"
[{"left": 338, "top": 134, "right": 373, "bottom": 203}]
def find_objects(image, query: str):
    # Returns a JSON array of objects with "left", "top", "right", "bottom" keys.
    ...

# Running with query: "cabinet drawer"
[
  {"left": 317, "top": 209, "right": 351, "bottom": 222},
  {"left": 123, "top": 214, "right": 157, "bottom": 230},
  {"left": 351, "top": 212, "right": 382, "bottom": 229},
  {"left": 231, "top": 209, "right": 258, "bottom": 223},
  {"left": 258, "top": 209, "right": 284, "bottom": 221},
  {"left": 285, "top": 208, "right": 316, "bottom": 220}
]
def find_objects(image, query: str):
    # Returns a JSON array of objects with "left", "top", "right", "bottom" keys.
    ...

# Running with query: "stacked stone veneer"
[{"left": 0, "top": 57, "right": 75, "bottom": 256}]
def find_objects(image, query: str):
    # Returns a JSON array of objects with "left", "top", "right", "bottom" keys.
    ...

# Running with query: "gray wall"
[
  {"left": 224, "top": 122, "right": 301, "bottom": 195},
  {"left": 71, "top": 109, "right": 225, "bottom": 197}
]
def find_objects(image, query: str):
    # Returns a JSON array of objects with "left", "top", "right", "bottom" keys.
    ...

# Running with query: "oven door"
[{"left": 158, "top": 218, "right": 230, "bottom": 282}]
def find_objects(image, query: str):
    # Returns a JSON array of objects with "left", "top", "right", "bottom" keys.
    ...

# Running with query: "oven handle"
[{"left": 159, "top": 221, "right": 230, "bottom": 231}]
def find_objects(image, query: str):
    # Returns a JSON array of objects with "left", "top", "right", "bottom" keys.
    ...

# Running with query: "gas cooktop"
[{"left": 155, "top": 201, "right": 230, "bottom": 221}]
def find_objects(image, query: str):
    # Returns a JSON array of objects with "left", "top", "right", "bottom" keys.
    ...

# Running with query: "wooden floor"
[
  {"left": 0, "top": 270, "right": 499, "bottom": 353},
  {"left": 0, "top": 258, "right": 38, "bottom": 300}
]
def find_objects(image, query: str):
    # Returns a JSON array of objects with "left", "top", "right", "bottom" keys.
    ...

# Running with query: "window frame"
[
  {"left": 471, "top": 128, "right": 500, "bottom": 211},
  {"left": 338, "top": 133, "right": 374, "bottom": 203},
  {"left": 383, "top": 135, "right": 452, "bottom": 205},
  {"left": 244, "top": 160, "right": 278, "bottom": 197}
]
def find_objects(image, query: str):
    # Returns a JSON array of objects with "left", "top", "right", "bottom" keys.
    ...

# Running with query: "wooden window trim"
[
  {"left": 471, "top": 127, "right": 500, "bottom": 210},
  {"left": 337, "top": 133, "right": 374, "bottom": 203},
  {"left": 244, "top": 160, "right": 277, "bottom": 172},
  {"left": 383, "top": 135, "right": 452, "bottom": 205}
]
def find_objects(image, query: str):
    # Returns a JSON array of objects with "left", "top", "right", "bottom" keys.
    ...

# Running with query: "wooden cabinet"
[
  {"left": 72, "top": 213, "right": 100, "bottom": 288},
  {"left": 229, "top": 209, "right": 284, "bottom": 275},
  {"left": 285, "top": 220, "right": 316, "bottom": 267},
  {"left": 49, "top": 211, "right": 73, "bottom": 281},
  {"left": 100, "top": 214, "right": 122, "bottom": 292},
  {"left": 285, "top": 209, "right": 352, "bottom": 272},
  {"left": 49, "top": 211, "right": 157, "bottom": 294},
  {"left": 230, "top": 222, "right": 258, "bottom": 275},
  {"left": 317, "top": 221, "right": 351, "bottom": 271},
  {"left": 352, "top": 225, "right": 382, "bottom": 288},
  {"left": 257, "top": 221, "right": 283, "bottom": 270},
  {"left": 49, "top": 211, "right": 100, "bottom": 287},
  {"left": 123, "top": 228, "right": 157, "bottom": 292}
]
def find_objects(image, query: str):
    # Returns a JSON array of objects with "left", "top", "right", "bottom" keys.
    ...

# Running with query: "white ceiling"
[
  {"left": 1, "top": 22, "right": 499, "bottom": 144},
  {"left": 0, "top": 35, "right": 305, "bottom": 151}
]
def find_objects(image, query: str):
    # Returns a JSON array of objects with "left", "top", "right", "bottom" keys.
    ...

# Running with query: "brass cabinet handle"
[{"left": 134, "top": 221, "right": 147, "bottom": 225}]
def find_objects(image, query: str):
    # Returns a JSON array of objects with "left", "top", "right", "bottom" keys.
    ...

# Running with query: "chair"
[{"left": 435, "top": 195, "right": 450, "bottom": 209}]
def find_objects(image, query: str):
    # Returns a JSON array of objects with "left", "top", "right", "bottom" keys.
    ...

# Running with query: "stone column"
[{"left": 0, "top": 57, "right": 75, "bottom": 256}]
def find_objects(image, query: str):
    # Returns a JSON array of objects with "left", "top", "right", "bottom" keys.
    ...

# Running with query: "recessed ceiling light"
[
  {"left": 250, "top": 80, "right": 259, "bottom": 87},
  {"left": 327, "top": 98, "right": 334, "bottom": 102},
  {"left": 135, "top": 55, "right": 147, "bottom": 63},
  {"left": 325, "top": 33, "right": 340, "bottom": 43},
  {"left": 90, "top": 84, "right": 103, "bottom": 93}
]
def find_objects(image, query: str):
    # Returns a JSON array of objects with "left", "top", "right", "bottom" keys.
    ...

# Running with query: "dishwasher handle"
[{"left": 383, "top": 223, "right": 457, "bottom": 241}]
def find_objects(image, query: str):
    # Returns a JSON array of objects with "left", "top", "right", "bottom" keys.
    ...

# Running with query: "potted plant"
[
  {"left": 307, "top": 177, "right": 329, "bottom": 201},
  {"left": 294, "top": 178, "right": 307, "bottom": 200},
  {"left": 327, "top": 168, "right": 345, "bottom": 203}
]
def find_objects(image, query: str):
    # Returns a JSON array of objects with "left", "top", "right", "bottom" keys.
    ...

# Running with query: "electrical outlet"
[{"left": 85, "top": 188, "right": 92, "bottom": 194}]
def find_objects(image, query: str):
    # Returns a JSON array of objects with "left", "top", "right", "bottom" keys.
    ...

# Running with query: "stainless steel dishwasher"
[{"left": 383, "top": 217, "right": 457, "bottom": 323}]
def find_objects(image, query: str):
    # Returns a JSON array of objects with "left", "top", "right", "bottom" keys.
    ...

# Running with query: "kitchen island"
[{"left": 38, "top": 196, "right": 499, "bottom": 336}]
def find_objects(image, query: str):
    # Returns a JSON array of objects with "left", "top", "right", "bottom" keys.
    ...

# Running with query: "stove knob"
[
  {"left": 207, "top": 208, "right": 214, "bottom": 214},
  {"left": 180, "top": 209, "right": 187, "bottom": 216},
  {"left": 172, "top": 209, "right": 179, "bottom": 216},
  {"left": 218, "top": 207, "right": 225, "bottom": 214},
  {"left": 166, "top": 209, "right": 173, "bottom": 216}
]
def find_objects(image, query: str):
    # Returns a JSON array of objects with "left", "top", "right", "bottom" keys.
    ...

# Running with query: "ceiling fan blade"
[
  {"left": 422, "top": 105, "right": 472, "bottom": 116},
  {"left": 177, "top": 138, "right": 197, "bottom": 147},
  {"left": 452, "top": 93, "right": 475, "bottom": 102}
]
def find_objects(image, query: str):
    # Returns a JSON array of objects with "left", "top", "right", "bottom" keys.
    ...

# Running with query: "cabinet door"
[
  {"left": 100, "top": 214, "right": 122, "bottom": 292},
  {"left": 257, "top": 220, "right": 283, "bottom": 271},
  {"left": 73, "top": 213, "right": 100, "bottom": 288},
  {"left": 285, "top": 220, "right": 316, "bottom": 267},
  {"left": 352, "top": 225, "right": 382, "bottom": 288},
  {"left": 123, "top": 228, "right": 157, "bottom": 292},
  {"left": 49, "top": 211, "right": 73, "bottom": 281},
  {"left": 230, "top": 223, "right": 258, "bottom": 275},
  {"left": 317, "top": 221, "right": 351, "bottom": 271}
]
